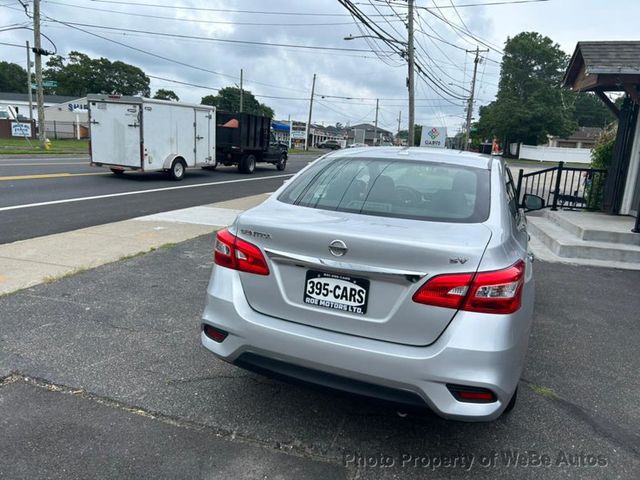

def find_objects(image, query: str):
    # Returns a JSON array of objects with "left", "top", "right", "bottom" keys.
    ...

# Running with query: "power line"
[
  {"left": 43, "top": 0, "right": 399, "bottom": 27},
  {"left": 85, "top": 0, "right": 397, "bottom": 17},
  {"left": 373, "top": 0, "right": 549, "bottom": 8},
  {"left": 48, "top": 20, "right": 396, "bottom": 54}
]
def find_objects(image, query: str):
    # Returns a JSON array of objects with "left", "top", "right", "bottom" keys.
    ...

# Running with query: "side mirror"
[{"left": 522, "top": 194, "right": 544, "bottom": 211}]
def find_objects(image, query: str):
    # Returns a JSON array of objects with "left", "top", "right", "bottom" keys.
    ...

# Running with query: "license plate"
[{"left": 303, "top": 270, "right": 369, "bottom": 315}]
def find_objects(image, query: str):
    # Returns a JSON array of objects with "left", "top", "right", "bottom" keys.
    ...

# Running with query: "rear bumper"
[{"left": 201, "top": 266, "right": 534, "bottom": 422}]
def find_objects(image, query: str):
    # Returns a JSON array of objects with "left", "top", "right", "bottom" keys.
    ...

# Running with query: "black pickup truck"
[{"left": 214, "top": 112, "right": 288, "bottom": 173}]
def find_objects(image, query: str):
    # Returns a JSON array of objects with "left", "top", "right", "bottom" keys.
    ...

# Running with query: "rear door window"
[{"left": 279, "top": 157, "right": 490, "bottom": 223}]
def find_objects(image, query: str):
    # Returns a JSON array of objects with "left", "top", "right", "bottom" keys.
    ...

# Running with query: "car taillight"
[
  {"left": 413, "top": 260, "right": 525, "bottom": 314},
  {"left": 214, "top": 228, "right": 269, "bottom": 275}
]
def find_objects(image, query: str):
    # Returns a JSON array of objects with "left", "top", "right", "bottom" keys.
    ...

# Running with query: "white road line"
[{"left": 0, "top": 174, "right": 293, "bottom": 213}]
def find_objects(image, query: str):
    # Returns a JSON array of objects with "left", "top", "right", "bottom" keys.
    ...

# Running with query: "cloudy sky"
[{"left": 1, "top": 0, "right": 638, "bottom": 133}]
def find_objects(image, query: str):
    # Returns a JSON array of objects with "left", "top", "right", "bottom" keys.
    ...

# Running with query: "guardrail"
[{"left": 516, "top": 161, "right": 608, "bottom": 211}]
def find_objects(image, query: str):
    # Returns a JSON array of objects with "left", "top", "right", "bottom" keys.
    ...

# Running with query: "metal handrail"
[{"left": 516, "top": 161, "right": 608, "bottom": 212}]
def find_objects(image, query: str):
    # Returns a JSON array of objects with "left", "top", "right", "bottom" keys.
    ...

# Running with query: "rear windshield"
[{"left": 278, "top": 157, "right": 490, "bottom": 223}]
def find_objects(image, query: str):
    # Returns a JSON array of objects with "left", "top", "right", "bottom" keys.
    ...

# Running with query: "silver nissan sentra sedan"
[{"left": 201, "top": 147, "right": 542, "bottom": 421}]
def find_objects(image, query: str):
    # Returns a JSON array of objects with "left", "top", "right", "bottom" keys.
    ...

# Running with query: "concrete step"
[
  {"left": 527, "top": 216, "right": 640, "bottom": 264},
  {"left": 544, "top": 210, "right": 640, "bottom": 246}
]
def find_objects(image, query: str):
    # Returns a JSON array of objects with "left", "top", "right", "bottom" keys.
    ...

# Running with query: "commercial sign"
[
  {"left": 420, "top": 126, "right": 447, "bottom": 148},
  {"left": 291, "top": 129, "right": 306, "bottom": 139},
  {"left": 11, "top": 122, "right": 32, "bottom": 137},
  {"left": 67, "top": 102, "right": 89, "bottom": 112}
]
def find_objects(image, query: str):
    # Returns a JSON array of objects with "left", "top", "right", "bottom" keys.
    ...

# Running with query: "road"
[
  {"left": 0, "top": 154, "right": 315, "bottom": 244},
  {"left": 1, "top": 239, "right": 639, "bottom": 478}
]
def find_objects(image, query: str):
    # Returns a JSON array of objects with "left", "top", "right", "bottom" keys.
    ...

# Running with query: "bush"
[
  {"left": 586, "top": 125, "right": 616, "bottom": 209},
  {"left": 591, "top": 126, "right": 616, "bottom": 169}
]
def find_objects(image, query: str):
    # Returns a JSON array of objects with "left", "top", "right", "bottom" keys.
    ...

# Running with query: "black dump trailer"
[{"left": 215, "top": 112, "right": 288, "bottom": 174}]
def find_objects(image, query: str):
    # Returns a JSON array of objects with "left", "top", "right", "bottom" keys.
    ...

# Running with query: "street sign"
[
  {"left": 31, "top": 80, "right": 58, "bottom": 88},
  {"left": 420, "top": 126, "right": 447, "bottom": 148}
]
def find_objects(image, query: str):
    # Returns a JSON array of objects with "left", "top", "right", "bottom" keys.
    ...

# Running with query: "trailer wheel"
[
  {"left": 110, "top": 168, "right": 125, "bottom": 175},
  {"left": 276, "top": 154, "right": 287, "bottom": 171},
  {"left": 239, "top": 154, "right": 256, "bottom": 174},
  {"left": 169, "top": 158, "right": 186, "bottom": 181}
]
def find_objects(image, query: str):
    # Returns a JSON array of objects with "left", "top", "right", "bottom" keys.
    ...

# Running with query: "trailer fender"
[{"left": 162, "top": 154, "right": 182, "bottom": 170}]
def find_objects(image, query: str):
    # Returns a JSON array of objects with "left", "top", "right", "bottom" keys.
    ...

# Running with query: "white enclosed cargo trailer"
[{"left": 88, "top": 94, "right": 216, "bottom": 180}]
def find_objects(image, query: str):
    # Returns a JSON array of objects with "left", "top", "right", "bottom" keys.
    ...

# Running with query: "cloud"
[{"left": 1, "top": 0, "right": 638, "bottom": 132}]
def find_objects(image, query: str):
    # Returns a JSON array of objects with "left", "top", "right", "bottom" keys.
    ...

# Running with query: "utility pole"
[
  {"left": 33, "top": 0, "right": 46, "bottom": 149},
  {"left": 374, "top": 98, "right": 379, "bottom": 146},
  {"left": 304, "top": 73, "right": 316, "bottom": 151},
  {"left": 407, "top": 0, "right": 415, "bottom": 147},
  {"left": 464, "top": 47, "right": 488, "bottom": 151},
  {"left": 397, "top": 110, "right": 401, "bottom": 135},
  {"left": 26, "top": 41, "right": 33, "bottom": 121},
  {"left": 239, "top": 68, "right": 243, "bottom": 112},
  {"left": 288, "top": 114, "right": 292, "bottom": 150}
]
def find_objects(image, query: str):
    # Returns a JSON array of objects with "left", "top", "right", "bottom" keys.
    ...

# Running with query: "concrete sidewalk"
[{"left": 0, "top": 193, "right": 269, "bottom": 296}]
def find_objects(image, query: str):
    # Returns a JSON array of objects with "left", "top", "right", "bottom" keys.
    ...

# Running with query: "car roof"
[{"left": 328, "top": 147, "right": 493, "bottom": 170}]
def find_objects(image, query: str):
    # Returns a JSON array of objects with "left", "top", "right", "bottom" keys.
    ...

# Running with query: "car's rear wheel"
[
  {"left": 239, "top": 154, "right": 256, "bottom": 174},
  {"left": 110, "top": 168, "right": 125, "bottom": 175},
  {"left": 276, "top": 154, "right": 287, "bottom": 171}
]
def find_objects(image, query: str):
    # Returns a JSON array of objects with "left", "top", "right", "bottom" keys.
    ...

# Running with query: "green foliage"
[
  {"left": 396, "top": 124, "right": 422, "bottom": 145},
  {"left": 201, "top": 87, "right": 274, "bottom": 118},
  {"left": 585, "top": 127, "right": 617, "bottom": 210},
  {"left": 0, "top": 61, "right": 28, "bottom": 93},
  {"left": 153, "top": 89, "right": 179, "bottom": 101},
  {"left": 477, "top": 32, "right": 576, "bottom": 145},
  {"left": 44, "top": 51, "right": 150, "bottom": 97},
  {"left": 572, "top": 92, "right": 615, "bottom": 128},
  {"left": 591, "top": 126, "right": 617, "bottom": 169}
]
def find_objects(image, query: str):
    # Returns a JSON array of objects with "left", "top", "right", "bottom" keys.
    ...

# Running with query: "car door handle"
[{"left": 196, "top": 135, "right": 204, "bottom": 140}]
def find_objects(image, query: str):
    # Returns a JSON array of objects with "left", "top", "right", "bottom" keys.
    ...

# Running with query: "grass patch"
[
  {"left": 41, "top": 267, "right": 89, "bottom": 284},
  {"left": 117, "top": 242, "right": 178, "bottom": 261},
  {"left": 0, "top": 138, "right": 89, "bottom": 156},
  {"left": 288, "top": 148, "right": 324, "bottom": 155},
  {"left": 528, "top": 383, "right": 559, "bottom": 399}
]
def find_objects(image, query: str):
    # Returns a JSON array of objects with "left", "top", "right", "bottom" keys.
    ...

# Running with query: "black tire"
[
  {"left": 239, "top": 154, "right": 256, "bottom": 174},
  {"left": 110, "top": 168, "right": 125, "bottom": 175},
  {"left": 276, "top": 154, "right": 287, "bottom": 171},
  {"left": 503, "top": 387, "right": 518, "bottom": 414},
  {"left": 169, "top": 158, "right": 186, "bottom": 181}
]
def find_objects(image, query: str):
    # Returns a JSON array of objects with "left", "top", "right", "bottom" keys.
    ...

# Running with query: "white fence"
[{"left": 519, "top": 144, "right": 592, "bottom": 164}]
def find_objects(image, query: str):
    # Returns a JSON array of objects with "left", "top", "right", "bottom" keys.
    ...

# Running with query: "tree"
[
  {"left": 201, "top": 87, "right": 274, "bottom": 118},
  {"left": 44, "top": 51, "right": 150, "bottom": 97},
  {"left": 0, "top": 62, "right": 28, "bottom": 93},
  {"left": 572, "top": 92, "right": 615, "bottom": 128},
  {"left": 476, "top": 32, "right": 575, "bottom": 145},
  {"left": 396, "top": 125, "right": 422, "bottom": 145},
  {"left": 153, "top": 89, "right": 179, "bottom": 101}
]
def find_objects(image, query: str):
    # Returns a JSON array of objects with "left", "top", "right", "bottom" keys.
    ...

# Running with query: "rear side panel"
[
  {"left": 89, "top": 100, "right": 141, "bottom": 167},
  {"left": 142, "top": 102, "right": 195, "bottom": 169}
]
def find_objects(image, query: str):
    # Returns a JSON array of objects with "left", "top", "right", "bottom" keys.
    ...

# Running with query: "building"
[
  {"left": 563, "top": 41, "right": 640, "bottom": 220},
  {"left": 0, "top": 92, "right": 88, "bottom": 139},
  {"left": 347, "top": 123, "right": 393, "bottom": 146},
  {"left": 547, "top": 126, "right": 603, "bottom": 149}
]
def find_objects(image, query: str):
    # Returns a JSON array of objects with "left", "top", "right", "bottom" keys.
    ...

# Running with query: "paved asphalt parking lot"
[{"left": 1, "top": 235, "right": 639, "bottom": 479}]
